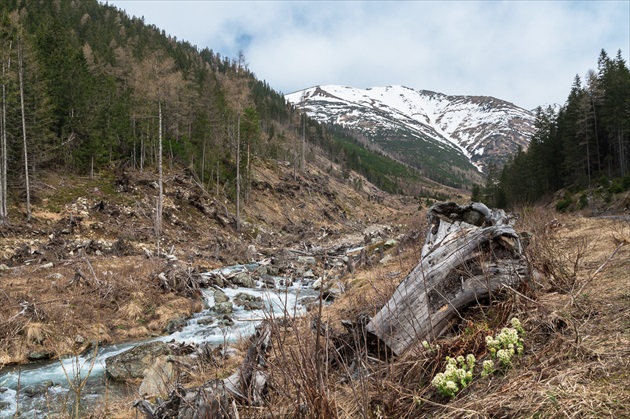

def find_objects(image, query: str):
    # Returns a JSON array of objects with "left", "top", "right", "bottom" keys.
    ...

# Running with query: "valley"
[
  {"left": 0, "top": 161, "right": 628, "bottom": 418},
  {"left": 0, "top": 1, "right": 628, "bottom": 417}
]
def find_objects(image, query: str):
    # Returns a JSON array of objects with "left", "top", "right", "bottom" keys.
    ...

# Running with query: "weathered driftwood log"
[
  {"left": 366, "top": 202, "right": 529, "bottom": 356},
  {"left": 134, "top": 321, "right": 271, "bottom": 418}
]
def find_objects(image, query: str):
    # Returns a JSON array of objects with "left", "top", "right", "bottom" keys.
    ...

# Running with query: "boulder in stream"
[
  {"left": 233, "top": 292, "right": 264, "bottom": 310},
  {"left": 164, "top": 315, "right": 188, "bottom": 333},
  {"left": 232, "top": 272, "right": 255, "bottom": 288},
  {"left": 213, "top": 289, "right": 229, "bottom": 304},
  {"left": 106, "top": 341, "right": 172, "bottom": 381},
  {"left": 196, "top": 317, "right": 215, "bottom": 326},
  {"left": 27, "top": 351, "right": 55, "bottom": 361},
  {"left": 22, "top": 381, "right": 56, "bottom": 398},
  {"left": 217, "top": 315, "right": 234, "bottom": 327},
  {"left": 213, "top": 301, "right": 233, "bottom": 314}
]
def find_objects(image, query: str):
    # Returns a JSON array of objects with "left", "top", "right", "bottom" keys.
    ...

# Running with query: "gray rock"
[
  {"left": 213, "top": 301, "right": 233, "bottom": 314},
  {"left": 164, "top": 316, "right": 188, "bottom": 333},
  {"left": 27, "top": 351, "right": 54, "bottom": 361},
  {"left": 218, "top": 315, "right": 234, "bottom": 327},
  {"left": 232, "top": 272, "right": 255, "bottom": 288},
  {"left": 297, "top": 256, "right": 317, "bottom": 266},
  {"left": 206, "top": 275, "right": 225, "bottom": 288},
  {"left": 214, "top": 276, "right": 226, "bottom": 288},
  {"left": 105, "top": 341, "right": 172, "bottom": 381},
  {"left": 196, "top": 317, "right": 215, "bottom": 326},
  {"left": 240, "top": 301, "right": 265, "bottom": 310},
  {"left": 22, "top": 381, "right": 55, "bottom": 398},
  {"left": 138, "top": 355, "right": 175, "bottom": 397},
  {"left": 234, "top": 292, "right": 260, "bottom": 302},
  {"left": 260, "top": 274, "right": 276, "bottom": 288},
  {"left": 213, "top": 289, "right": 229, "bottom": 304},
  {"left": 234, "top": 292, "right": 264, "bottom": 310}
]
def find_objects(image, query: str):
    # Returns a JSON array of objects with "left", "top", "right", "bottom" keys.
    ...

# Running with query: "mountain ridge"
[{"left": 286, "top": 85, "right": 535, "bottom": 182}]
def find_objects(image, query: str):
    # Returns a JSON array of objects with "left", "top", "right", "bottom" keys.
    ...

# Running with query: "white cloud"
[{"left": 105, "top": 1, "right": 629, "bottom": 110}]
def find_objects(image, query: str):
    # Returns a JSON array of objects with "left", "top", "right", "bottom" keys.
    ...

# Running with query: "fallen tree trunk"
[
  {"left": 366, "top": 202, "right": 529, "bottom": 356},
  {"left": 134, "top": 321, "right": 272, "bottom": 418}
]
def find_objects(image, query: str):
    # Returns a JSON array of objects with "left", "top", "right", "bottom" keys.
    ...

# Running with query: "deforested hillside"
[{"left": 0, "top": 0, "right": 437, "bottom": 228}]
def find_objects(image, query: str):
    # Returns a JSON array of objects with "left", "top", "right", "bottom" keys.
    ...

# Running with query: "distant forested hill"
[
  {"left": 477, "top": 49, "right": 630, "bottom": 209},
  {"left": 0, "top": 0, "right": 438, "bottom": 223}
]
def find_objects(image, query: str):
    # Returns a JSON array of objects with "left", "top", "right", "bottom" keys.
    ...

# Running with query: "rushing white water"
[{"left": 0, "top": 267, "right": 315, "bottom": 418}]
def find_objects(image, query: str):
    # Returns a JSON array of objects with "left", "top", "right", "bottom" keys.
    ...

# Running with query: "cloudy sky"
[{"left": 104, "top": 1, "right": 629, "bottom": 110}]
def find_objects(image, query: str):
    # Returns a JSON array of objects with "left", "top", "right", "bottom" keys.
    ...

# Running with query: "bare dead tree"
[
  {"left": 18, "top": 36, "right": 30, "bottom": 222},
  {"left": 0, "top": 40, "right": 12, "bottom": 222}
]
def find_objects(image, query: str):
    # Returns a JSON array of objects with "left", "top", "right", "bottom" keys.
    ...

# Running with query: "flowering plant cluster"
[
  {"left": 429, "top": 318, "right": 526, "bottom": 398},
  {"left": 431, "top": 354, "right": 475, "bottom": 397},
  {"left": 483, "top": 318, "right": 525, "bottom": 375}
]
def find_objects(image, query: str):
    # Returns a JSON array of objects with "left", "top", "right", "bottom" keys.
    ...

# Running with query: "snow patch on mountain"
[{"left": 286, "top": 85, "right": 535, "bottom": 173}]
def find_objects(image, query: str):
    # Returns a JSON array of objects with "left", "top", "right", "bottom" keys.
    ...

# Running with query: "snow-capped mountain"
[{"left": 286, "top": 85, "right": 535, "bottom": 181}]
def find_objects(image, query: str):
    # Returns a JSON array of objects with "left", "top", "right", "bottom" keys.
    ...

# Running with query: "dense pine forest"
[
  {"left": 0, "top": 0, "right": 428, "bottom": 224},
  {"left": 476, "top": 50, "right": 630, "bottom": 209}
]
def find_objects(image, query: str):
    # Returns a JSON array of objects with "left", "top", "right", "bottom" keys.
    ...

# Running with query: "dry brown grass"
[
  {"left": 4, "top": 164, "right": 627, "bottom": 417},
  {"left": 0, "top": 255, "right": 201, "bottom": 365},
  {"left": 12, "top": 207, "right": 623, "bottom": 418},
  {"left": 418, "top": 209, "right": 629, "bottom": 418}
]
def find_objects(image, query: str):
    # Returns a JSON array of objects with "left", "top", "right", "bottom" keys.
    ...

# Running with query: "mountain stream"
[{"left": 0, "top": 262, "right": 317, "bottom": 418}]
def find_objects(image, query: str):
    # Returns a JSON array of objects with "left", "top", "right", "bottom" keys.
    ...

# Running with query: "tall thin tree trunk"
[
  {"left": 293, "top": 128, "right": 297, "bottom": 181},
  {"left": 201, "top": 136, "right": 206, "bottom": 185},
  {"left": 156, "top": 97, "right": 163, "bottom": 239},
  {"left": 584, "top": 107, "right": 591, "bottom": 185},
  {"left": 0, "top": 42, "right": 10, "bottom": 222},
  {"left": 18, "top": 40, "right": 30, "bottom": 222},
  {"left": 617, "top": 122, "right": 626, "bottom": 177},
  {"left": 246, "top": 142, "right": 250, "bottom": 204},
  {"left": 302, "top": 112, "right": 306, "bottom": 171},
  {"left": 133, "top": 127, "right": 136, "bottom": 170},
  {"left": 140, "top": 127, "right": 145, "bottom": 172},
  {"left": 0, "top": 69, "right": 5, "bottom": 220},
  {"left": 236, "top": 113, "right": 241, "bottom": 232},
  {"left": 590, "top": 94, "right": 601, "bottom": 173}
]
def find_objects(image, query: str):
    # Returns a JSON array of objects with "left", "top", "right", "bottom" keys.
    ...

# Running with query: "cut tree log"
[{"left": 366, "top": 202, "right": 529, "bottom": 356}]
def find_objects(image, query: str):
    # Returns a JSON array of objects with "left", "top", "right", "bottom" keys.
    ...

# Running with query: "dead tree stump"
[{"left": 366, "top": 202, "right": 529, "bottom": 356}]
